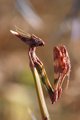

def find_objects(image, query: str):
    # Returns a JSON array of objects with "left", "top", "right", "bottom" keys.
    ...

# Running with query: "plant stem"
[{"left": 31, "top": 66, "right": 51, "bottom": 120}]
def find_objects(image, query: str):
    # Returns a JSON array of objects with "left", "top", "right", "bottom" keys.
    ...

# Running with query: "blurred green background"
[{"left": 0, "top": 0, "right": 80, "bottom": 120}]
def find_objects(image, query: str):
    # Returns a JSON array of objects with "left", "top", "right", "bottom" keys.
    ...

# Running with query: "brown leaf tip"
[{"left": 53, "top": 45, "right": 71, "bottom": 76}]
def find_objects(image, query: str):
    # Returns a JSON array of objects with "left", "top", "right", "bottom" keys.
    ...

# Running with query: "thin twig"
[{"left": 31, "top": 66, "right": 51, "bottom": 120}]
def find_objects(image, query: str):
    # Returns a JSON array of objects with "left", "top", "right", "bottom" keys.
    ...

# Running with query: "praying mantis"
[
  {"left": 10, "top": 28, "right": 71, "bottom": 120},
  {"left": 10, "top": 28, "right": 71, "bottom": 104}
]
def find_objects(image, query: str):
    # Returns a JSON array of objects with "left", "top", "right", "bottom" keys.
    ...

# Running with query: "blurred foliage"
[{"left": 18, "top": 68, "right": 34, "bottom": 85}]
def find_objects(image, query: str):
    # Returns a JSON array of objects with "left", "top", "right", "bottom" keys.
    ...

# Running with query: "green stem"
[{"left": 31, "top": 67, "right": 51, "bottom": 120}]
